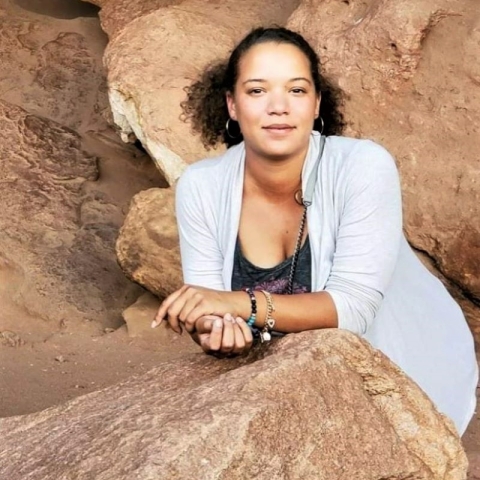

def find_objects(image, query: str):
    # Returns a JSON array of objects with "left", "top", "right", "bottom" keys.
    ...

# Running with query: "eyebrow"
[{"left": 242, "top": 77, "right": 312, "bottom": 85}]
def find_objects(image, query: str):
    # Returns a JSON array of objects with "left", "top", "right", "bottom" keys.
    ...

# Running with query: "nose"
[{"left": 267, "top": 90, "right": 289, "bottom": 115}]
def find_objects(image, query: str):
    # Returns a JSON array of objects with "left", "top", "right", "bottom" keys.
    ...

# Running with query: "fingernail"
[
  {"left": 214, "top": 318, "right": 222, "bottom": 328},
  {"left": 151, "top": 320, "right": 157, "bottom": 328},
  {"left": 236, "top": 317, "right": 244, "bottom": 324},
  {"left": 225, "top": 313, "right": 233, "bottom": 321}
]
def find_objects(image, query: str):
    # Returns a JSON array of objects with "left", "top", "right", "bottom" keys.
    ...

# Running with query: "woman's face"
[{"left": 226, "top": 42, "right": 320, "bottom": 160}]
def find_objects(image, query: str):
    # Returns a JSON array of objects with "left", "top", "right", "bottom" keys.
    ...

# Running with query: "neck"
[{"left": 244, "top": 146, "right": 308, "bottom": 203}]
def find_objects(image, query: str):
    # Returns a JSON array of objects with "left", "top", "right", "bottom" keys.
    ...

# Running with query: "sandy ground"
[{"left": 0, "top": 0, "right": 478, "bottom": 477}]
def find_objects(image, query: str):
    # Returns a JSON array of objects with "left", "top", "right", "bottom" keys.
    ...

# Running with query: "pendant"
[{"left": 260, "top": 331, "right": 271, "bottom": 343}]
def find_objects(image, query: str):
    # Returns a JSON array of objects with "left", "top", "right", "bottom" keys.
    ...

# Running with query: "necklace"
[{"left": 286, "top": 199, "right": 308, "bottom": 295}]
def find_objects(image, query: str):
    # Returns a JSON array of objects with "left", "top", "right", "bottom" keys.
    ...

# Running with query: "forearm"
[{"left": 226, "top": 291, "right": 338, "bottom": 333}]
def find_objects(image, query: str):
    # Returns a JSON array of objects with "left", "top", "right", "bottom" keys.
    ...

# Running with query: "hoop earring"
[
  {"left": 319, "top": 116, "right": 324, "bottom": 135},
  {"left": 226, "top": 118, "right": 241, "bottom": 139}
]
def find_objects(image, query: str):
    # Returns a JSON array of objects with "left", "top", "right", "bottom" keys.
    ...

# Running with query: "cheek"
[{"left": 237, "top": 100, "right": 265, "bottom": 124}]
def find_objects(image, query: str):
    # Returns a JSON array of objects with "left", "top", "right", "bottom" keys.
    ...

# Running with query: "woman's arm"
[{"left": 176, "top": 164, "right": 225, "bottom": 290}]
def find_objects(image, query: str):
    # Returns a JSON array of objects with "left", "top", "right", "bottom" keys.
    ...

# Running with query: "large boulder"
[
  {"left": 0, "top": 330, "right": 467, "bottom": 479},
  {"left": 116, "top": 187, "right": 183, "bottom": 297},
  {"left": 102, "top": 0, "right": 300, "bottom": 184},
  {"left": 288, "top": 0, "right": 480, "bottom": 301}
]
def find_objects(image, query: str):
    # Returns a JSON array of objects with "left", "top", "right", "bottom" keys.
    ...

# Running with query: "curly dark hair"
[{"left": 181, "top": 27, "right": 345, "bottom": 149}]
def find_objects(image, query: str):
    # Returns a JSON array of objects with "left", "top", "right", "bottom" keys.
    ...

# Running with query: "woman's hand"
[
  {"left": 193, "top": 314, "right": 254, "bottom": 356},
  {"left": 152, "top": 285, "right": 236, "bottom": 334}
]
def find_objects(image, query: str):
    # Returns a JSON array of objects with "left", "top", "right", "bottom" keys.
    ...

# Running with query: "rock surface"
[
  {"left": 0, "top": 1, "right": 108, "bottom": 132},
  {"left": 0, "top": 330, "right": 468, "bottom": 479},
  {"left": 288, "top": 0, "right": 480, "bottom": 301},
  {"left": 93, "top": 0, "right": 182, "bottom": 39},
  {"left": 121, "top": 291, "right": 193, "bottom": 348},
  {"left": 0, "top": 0, "right": 169, "bottom": 331},
  {"left": 116, "top": 187, "right": 182, "bottom": 297},
  {"left": 0, "top": 98, "right": 151, "bottom": 327}
]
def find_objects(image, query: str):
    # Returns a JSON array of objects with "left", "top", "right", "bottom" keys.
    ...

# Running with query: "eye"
[
  {"left": 290, "top": 88, "right": 307, "bottom": 94},
  {"left": 247, "top": 88, "right": 264, "bottom": 95}
]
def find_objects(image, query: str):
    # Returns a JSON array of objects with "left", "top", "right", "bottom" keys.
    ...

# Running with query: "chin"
[{"left": 257, "top": 140, "right": 305, "bottom": 160}]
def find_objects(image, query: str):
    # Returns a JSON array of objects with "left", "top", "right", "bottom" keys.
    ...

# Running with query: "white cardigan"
[{"left": 176, "top": 132, "right": 478, "bottom": 434}]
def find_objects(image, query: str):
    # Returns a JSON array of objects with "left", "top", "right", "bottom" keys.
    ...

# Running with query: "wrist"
[{"left": 224, "top": 291, "right": 248, "bottom": 318}]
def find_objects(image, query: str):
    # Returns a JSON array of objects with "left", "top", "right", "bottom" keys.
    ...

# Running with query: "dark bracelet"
[{"left": 245, "top": 287, "right": 257, "bottom": 327}]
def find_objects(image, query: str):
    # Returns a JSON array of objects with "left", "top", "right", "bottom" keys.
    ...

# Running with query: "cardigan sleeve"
[
  {"left": 324, "top": 141, "right": 403, "bottom": 335},
  {"left": 175, "top": 166, "right": 226, "bottom": 290}
]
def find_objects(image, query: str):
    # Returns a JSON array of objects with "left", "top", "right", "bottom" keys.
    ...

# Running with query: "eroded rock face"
[
  {"left": 0, "top": 3, "right": 108, "bottom": 132},
  {"left": 116, "top": 187, "right": 182, "bottom": 297},
  {"left": 95, "top": 0, "right": 183, "bottom": 39},
  {"left": 0, "top": 330, "right": 467, "bottom": 479},
  {"left": 0, "top": 99, "right": 141, "bottom": 326},
  {"left": 288, "top": 0, "right": 480, "bottom": 300}
]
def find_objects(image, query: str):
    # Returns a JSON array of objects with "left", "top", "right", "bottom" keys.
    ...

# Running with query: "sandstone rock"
[
  {"left": 0, "top": 1, "right": 109, "bottom": 132},
  {"left": 0, "top": 330, "right": 467, "bottom": 479},
  {"left": 122, "top": 291, "right": 193, "bottom": 351},
  {"left": 95, "top": 0, "right": 183, "bottom": 39},
  {"left": 116, "top": 188, "right": 183, "bottom": 298},
  {"left": 103, "top": 0, "right": 300, "bottom": 184},
  {"left": 0, "top": 99, "right": 141, "bottom": 327},
  {"left": 288, "top": 0, "right": 480, "bottom": 301}
]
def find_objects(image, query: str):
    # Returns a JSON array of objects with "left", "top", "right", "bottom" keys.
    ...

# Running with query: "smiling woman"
[{"left": 153, "top": 27, "right": 478, "bottom": 436}]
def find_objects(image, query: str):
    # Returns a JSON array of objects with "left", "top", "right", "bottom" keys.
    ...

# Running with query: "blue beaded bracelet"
[{"left": 245, "top": 288, "right": 257, "bottom": 327}]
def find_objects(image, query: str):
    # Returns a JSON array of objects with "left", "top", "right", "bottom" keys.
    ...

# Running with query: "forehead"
[{"left": 237, "top": 42, "right": 312, "bottom": 80}]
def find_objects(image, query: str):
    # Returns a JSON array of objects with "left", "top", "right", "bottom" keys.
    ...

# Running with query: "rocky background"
[{"left": 0, "top": 0, "right": 479, "bottom": 478}]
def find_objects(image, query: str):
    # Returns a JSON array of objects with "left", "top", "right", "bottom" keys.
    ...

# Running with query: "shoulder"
[
  {"left": 177, "top": 142, "right": 244, "bottom": 191},
  {"left": 325, "top": 136, "right": 397, "bottom": 175}
]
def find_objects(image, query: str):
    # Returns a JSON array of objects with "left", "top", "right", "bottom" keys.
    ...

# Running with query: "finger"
[
  {"left": 179, "top": 293, "right": 204, "bottom": 333},
  {"left": 235, "top": 317, "right": 253, "bottom": 350},
  {"left": 220, "top": 314, "right": 235, "bottom": 354},
  {"left": 209, "top": 318, "right": 223, "bottom": 351},
  {"left": 167, "top": 304, "right": 185, "bottom": 335},
  {"left": 162, "top": 294, "right": 189, "bottom": 334},
  {"left": 199, "top": 333, "right": 211, "bottom": 353},
  {"left": 231, "top": 319, "right": 246, "bottom": 355},
  {"left": 196, "top": 316, "right": 219, "bottom": 335},
  {"left": 184, "top": 302, "right": 214, "bottom": 333},
  {"left": 153, "top": 285, "right": 189, "bottom": 326}
]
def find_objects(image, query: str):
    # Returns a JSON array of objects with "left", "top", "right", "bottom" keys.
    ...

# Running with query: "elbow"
[{"left": 326, "top": 287, "right": 382, "bottom": 336}]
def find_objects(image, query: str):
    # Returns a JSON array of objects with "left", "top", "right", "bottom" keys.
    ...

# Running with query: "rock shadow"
[{"left": 13, "top": 0, "right": 100, "bottom": 19}]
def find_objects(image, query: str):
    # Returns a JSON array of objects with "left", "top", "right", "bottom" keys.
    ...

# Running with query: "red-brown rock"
[{"left": 0, "top": 330, "right": 468, "bottom": 479}]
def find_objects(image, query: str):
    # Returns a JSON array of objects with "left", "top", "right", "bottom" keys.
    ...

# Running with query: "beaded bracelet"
[{"left": 245, "top": 288, "right": 257, "bottom": 327}]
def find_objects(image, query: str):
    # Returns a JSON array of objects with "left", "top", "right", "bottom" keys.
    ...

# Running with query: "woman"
[{"left": 152, "top": 27, "right": 477, "bottom": 434}]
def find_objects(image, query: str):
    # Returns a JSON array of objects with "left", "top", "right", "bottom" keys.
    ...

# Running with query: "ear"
[
  {"left": 314, "top": 94, "right": 321, "bottom": 119},
  {"left": 226, "top": 91, "right": 237, "bottom": 121}
]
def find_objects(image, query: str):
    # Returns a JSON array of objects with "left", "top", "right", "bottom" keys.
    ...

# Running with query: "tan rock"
[
  {"left": 0, "top": 330, "right": 467, "bottom": 479},
  {"left": 0, "top": 99, "right": 141, "bottom": 327},
  {"left": 116, "top": 187, "right": 183, "bottom": 298},
  {"left": 96, "top": 0, "right": 184, "bottom": 39},
  {"left": 122, "top": 291, "right": 191, "bottom": 347},
  {"left": 0, "top": 1, "right": 109, "bottom": 132},
  {"left": 288, "top": 0, "right": 480, "bottom": 301}
]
